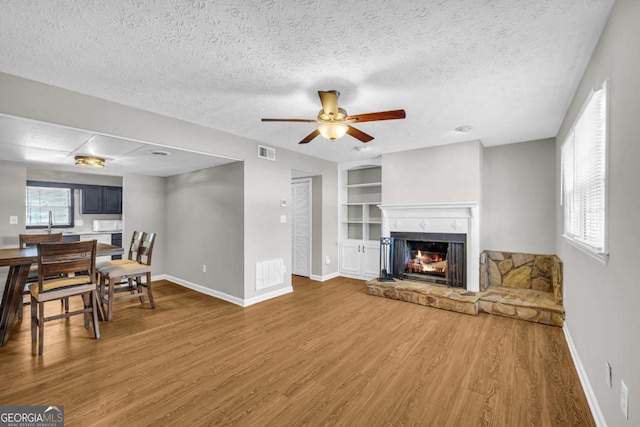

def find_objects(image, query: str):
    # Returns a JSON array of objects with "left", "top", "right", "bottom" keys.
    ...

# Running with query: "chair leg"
[
  {"left": 38, "top": 301, "right": 45, "bottom": 356},
  {"left": 18, "top": 296, "right": 23, "bottom": 321},
  {"left": 64, "top": 297, "right": 69, "bottom": 313},
  {"left": 82, "top": 294, "right": 90, "bottom": 328},
  {"left": 107, "top": 276, "right": 116, "bottom": 322},
  {"left": 30, "top": 295, "right": 37, "bottom": 342},
  {"left": 91, "top": 291, "right": 100, "bottom": 339},
  {"left": 99, "top": 274, "right": 107, "bottom": 320},
  {"left": 145, "top": 272, "right": 156, "bottom": 309}
]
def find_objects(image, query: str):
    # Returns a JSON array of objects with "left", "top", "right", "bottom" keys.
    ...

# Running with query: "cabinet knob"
[
  {"left": 358, "top": 245, "right": 361, "bottom": 252},
  {"left": 362, "top": 246, "right": 365, "bottom": 253}
]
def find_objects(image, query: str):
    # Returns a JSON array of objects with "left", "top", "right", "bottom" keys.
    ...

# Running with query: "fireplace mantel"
[{"left": 379, "top": 202, "right": 480, "bottom": 291}]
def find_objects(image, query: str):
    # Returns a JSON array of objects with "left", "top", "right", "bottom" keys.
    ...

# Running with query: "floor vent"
[
  {"left": 256, "top": 258, "right": 284, "bottom": 290},
  {"left": 258, "top": 145, "right": 276, "bottom": 161}
]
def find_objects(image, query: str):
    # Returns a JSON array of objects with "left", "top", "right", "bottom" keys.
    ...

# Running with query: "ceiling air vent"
[{"left": 258, "top": 145, "right": 276, "bottom": 161}]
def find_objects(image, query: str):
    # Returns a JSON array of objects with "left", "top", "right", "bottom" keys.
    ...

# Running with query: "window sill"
[{"left": 562, "top": 235, "right": 609, "bottom": 264}]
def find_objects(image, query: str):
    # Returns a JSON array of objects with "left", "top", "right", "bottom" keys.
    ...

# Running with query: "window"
[
  {"left": 561, "top": 81, "right": 608, "bottom": 261},
  {"left": 26, "top": 184, "right": 74, "bottom": 228}
]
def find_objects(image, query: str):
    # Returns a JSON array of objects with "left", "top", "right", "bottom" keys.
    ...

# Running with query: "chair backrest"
[
  {"left": 19, "top": 233, "right": 63, "bottom": 248},
  {"left": 126, "top": 231, "right": 143, "bottom": 261},
  {"left": 137, "top": 232, "right": 156, "bottom": 266},
  {"left": 37, "top": 240, "right": 97, "bottom": 291}
]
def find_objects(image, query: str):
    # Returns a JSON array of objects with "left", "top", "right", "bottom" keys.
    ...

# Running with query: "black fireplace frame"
[{"left": 390, "top": 232, "right": 467, "bottom": 288}]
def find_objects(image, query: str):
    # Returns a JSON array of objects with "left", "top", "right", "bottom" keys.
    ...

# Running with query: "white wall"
[
  {"left": 482, "top": 138, "right": 556, "bottom": 254},
  {"left": 381, "top": 140, "right": 483, "bottom": 205},
  {"left": 555, "top": 1, "right": 639, "bottom": 425}
]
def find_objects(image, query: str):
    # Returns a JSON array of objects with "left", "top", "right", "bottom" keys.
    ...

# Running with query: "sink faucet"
[{"left": 48, "top": 210, "right": 53, "bottom": 234}]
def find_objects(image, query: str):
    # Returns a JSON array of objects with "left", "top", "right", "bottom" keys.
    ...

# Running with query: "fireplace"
[
  {"left": 379, "top": 203, "right": 480, "bottom": 291},
  {"left": 391, "top": 232, "right": 466, "bottom": 287}
]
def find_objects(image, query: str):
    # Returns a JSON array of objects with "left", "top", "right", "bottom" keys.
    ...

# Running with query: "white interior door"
[{"left": 291, "top": 179, "right": 311, "bottom": 277}]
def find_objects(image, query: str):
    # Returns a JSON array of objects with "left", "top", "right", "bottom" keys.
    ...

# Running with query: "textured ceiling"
[{"left": 0, "top": 0, "right": 614, "bottom": 163}]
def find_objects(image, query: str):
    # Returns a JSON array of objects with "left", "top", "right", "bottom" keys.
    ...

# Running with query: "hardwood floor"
[{"left": 0, "top": 276, "right": 593, "bottom": 426}]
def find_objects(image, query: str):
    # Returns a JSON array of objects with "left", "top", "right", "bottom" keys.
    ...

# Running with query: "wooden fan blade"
[
  {"left": 261, "top": 118, "right": 318, "bottom": 123},
  {"left": 346, "top": 109, "right": 406, "bottom": 123},
  {"left": 346, "top": 125, "right": 374, "bottom": 143},
  {"left": 318, "top": 91, "right": 339, "bottom": 117},
  {"left": 299, "top": 129, "right": 320, "bottom": 144}
]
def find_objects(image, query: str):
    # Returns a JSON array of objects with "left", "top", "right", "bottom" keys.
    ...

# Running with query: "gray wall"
[
  {"left": 482, "top": 138, "right": 556, "bottom": 254},
  {"left": 555, "top": 1, "right": 639, "bottom": 425},
  {"left": 0, "top": 161, "right": 26, "bottom": 248},
  {"left": 381, "top": 140, "right": 483, "bottom": 205},
  {"left": 122, "top": 174, "right": 166, "bottom": 277},
  {"left": 0, "top": 73, "right": 339, "bottom": 302},
  {"left": 0, "top": 161, "right": 26, "bottom": 300},
  {"left": 26, "top": 167, "right": 123, "bottom": 186},
  {"left": 165, "top": 162, "right": 244, "bottom": 298}
]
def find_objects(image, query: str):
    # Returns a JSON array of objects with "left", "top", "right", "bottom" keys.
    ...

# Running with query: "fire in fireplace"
[{"left": 390, "top": 232, "right": 466, "bottom": 288}]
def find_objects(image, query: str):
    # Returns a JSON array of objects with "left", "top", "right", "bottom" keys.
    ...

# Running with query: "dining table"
[{"left": 0, "top": 242, "right": 124, "bottom": 347}]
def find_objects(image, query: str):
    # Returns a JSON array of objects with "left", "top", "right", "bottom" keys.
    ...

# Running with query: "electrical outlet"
[
  {"left": 202, "top": 264, "right": 207, "bottom": 273},
  {"left": 605, "top": 361, "right": 612, "bottom": 388},
  {"left": 9, "top": 216, "right": 18, "bottom": 225},
  {"left": 621, "top": 380, "right": 629, "bottom": 419},
  {"left": 280, "top": 215, "right": 286, "bottom": 223}
]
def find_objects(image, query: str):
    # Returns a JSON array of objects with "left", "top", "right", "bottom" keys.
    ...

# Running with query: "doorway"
[{"left": 291, "top": 178, "right": 311, "bottom": 277}]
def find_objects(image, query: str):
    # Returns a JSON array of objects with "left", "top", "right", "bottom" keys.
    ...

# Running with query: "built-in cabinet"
[
  {"left": 81, "top": 185, "right": 122, "bottom": 214},
  {"left": 339, "top": 161, "right": 381, "bottom": 279}
]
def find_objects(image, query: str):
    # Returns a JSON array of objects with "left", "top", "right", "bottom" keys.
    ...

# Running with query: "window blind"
[
  {"left": 561, "top": 81, "right": 607, "bottom": 256},
  {"left": 26, "top": 186, "right": 72, "bottom": 226}
]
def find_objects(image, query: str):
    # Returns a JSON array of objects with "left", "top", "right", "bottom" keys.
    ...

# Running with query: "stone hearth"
[{"left": 367, "top": 250, "right": 565, "bottom": 327}]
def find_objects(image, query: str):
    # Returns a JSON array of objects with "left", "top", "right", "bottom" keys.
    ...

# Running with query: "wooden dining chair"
[
  {"left": 96, "top": 230, "right": 142, "bottom": 269},
  {"left": 29, "top": 240, "right": 100, "bottom": 356},
  {"left": 97, "top": 232, "right": 156, "bottom": 321},
  {"left": 17, "top": 233, "right": 63, "bottom": 321}
]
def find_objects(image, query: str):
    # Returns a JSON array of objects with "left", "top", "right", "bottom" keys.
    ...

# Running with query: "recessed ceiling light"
[
  {"left": 147, "top": 149, "right": 172, "bottom": 156},
  {"left": 454, "top": 125, "right": 472, "bottom": 133}
]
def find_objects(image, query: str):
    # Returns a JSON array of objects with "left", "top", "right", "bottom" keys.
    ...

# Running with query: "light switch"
[
  {"left": 9, "top": 216, "right": 18, "bottom": 225},
  {"left": 280, "top": 199, "right": 287, "bottom": 207},
  {"left": 280, "top": 215, "right": 287, "bottom": 223}
]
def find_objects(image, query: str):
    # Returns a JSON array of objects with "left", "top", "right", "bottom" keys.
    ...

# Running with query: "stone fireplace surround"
[{"left": 379, "top": 203, "right": 480, "bottom": 292}]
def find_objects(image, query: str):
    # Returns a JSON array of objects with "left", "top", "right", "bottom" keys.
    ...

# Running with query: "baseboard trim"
[
  {"left": 159, "top": 275, "right": 293, "bottom": 308},
  {"left": 309, "top": 272, "right": 340, "bottom": 282},
  {"left": 563, "top": 324, "right": 607, "bottom": 427},
  {"left": 162, "top": 275, "right": 245, "bottom": 307},
  {"left": 243, "top": 286, "right": 293, "bottom": 307}
]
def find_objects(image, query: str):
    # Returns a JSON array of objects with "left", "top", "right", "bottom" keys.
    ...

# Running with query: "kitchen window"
[
  {"left": 26, "top": 182, "right": 74, "bottom": 228},
  {"left": 561, "top": 80, "right": 608, "bottom": 262}
]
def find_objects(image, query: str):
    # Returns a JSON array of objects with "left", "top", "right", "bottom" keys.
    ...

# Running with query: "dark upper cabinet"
[
  {"left": 82, "top": 185, "right": 122, "bottom": 214},
  {"left": 103, "top": 186, "right": 123, "bottom": 214},
  {"left": 82, "top": 185, "right": 103, "bottom": 214}
]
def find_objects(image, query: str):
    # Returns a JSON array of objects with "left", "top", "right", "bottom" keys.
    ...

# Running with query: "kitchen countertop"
[{"left": 24, "top": 229, "right": 122, "bottom": 236}]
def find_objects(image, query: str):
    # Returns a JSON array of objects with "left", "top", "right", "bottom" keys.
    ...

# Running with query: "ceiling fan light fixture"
[
  {"left": 75, "top": 155, "right": 105, "bottom": 167},
  {"left": 318, "top": 122, "right": 348, "bottom": 141}
]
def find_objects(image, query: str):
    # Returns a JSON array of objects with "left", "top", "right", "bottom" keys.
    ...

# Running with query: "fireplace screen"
[{"left": 390, "top": 232, "right": 466, "bottom": 288}]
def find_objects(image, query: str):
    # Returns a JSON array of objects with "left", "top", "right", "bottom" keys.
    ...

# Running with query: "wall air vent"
[{"left": 258, "top": 145, "right": 276, "bottom": 161}]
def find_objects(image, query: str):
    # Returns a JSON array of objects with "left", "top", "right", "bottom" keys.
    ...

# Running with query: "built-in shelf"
[{"left": 345, "top": 182, "right": 382, "bottom": 188}]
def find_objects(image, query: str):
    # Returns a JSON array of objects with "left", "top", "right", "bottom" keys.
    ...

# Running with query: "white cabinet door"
[
  {"left": 340, "top": 241, "right": 361, "bottom": 275},
  {"left": 362, "top": 241, "right": 380, "bottom": 277},
  {"left": 340, "top": 240, "right": 380, "bottom": 279}
]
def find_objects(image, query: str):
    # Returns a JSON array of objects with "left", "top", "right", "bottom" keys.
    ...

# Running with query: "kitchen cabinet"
[
  {"left": 111, "top": 233, "right": 122, "bottom": 260},
  {"left": 62, "top": 235, "right": 80, "bottom": 243},
  {"left": 81, "top": 185, "right": 122, "bottom": 214}
]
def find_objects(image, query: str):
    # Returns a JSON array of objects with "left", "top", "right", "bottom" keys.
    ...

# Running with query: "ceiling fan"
[{"left": 261, "top": 90, "right": 406, "bottom": 144}]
